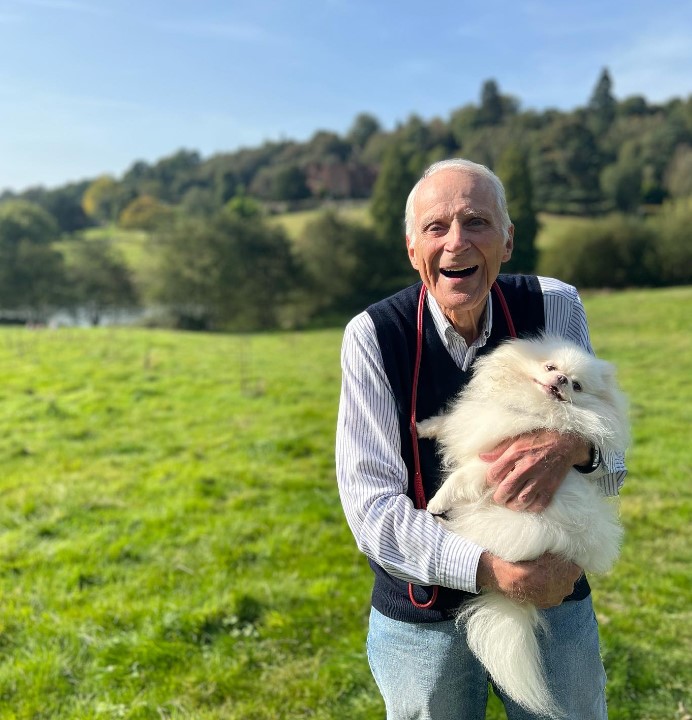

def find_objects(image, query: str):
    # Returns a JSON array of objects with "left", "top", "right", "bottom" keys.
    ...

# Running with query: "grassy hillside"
[
  {"left": 268, "top": 201, "right": 371, "bottom": 241},
  {"left": 0, "top": 287, "right": 689, "bottom": 719}
]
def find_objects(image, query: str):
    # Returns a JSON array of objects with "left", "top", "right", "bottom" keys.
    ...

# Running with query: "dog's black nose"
[{"left": 556, "top": 374, "right": 568, "bottom": 386}]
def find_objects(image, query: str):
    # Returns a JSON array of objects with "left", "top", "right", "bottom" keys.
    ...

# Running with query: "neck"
[{"left": 445, "top": 304, "right": 487, "bottom": 345}]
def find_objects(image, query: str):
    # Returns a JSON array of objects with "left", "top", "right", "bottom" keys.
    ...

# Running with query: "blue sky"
[{"left": 1, "top": 0, "right": 691, "bottom": 193}]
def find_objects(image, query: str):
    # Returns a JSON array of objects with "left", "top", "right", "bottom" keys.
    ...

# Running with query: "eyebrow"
[{"left": 420, "top": 208, "right": 489, "bottom": 227}]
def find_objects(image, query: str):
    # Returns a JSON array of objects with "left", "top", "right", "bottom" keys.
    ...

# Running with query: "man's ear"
[
  {"left": 502, "top": 224, "right": 514, "bottom": 263},
  {"left": 406, "top": 235, "right": 419, "bottom": 269}
]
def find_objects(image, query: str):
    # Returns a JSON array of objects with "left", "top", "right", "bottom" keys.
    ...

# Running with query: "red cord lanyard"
[{"left": 407, "top": 281, "right": 516, "bottom": 609}]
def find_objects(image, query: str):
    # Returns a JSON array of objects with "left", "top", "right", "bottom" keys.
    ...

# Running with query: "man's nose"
[{"left": 444, "top": 220, "right": 470, "bottom": 252}]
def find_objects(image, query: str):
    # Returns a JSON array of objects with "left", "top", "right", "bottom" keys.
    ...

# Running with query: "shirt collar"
[{"left": 426, "top": 290, "right": 493, "bottom": 350}]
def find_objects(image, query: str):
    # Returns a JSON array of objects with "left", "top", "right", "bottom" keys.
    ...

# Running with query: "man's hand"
[
  {"left": 480, "top": 430, "right": 592, "bottom": 512},
  {"left": 477, "top": 551, "right": 582, "bottom": 608}
]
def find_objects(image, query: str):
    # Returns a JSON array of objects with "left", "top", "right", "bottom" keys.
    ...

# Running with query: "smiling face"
[{"left": 406, "top": 168, "right": 513, "bottom": 342}]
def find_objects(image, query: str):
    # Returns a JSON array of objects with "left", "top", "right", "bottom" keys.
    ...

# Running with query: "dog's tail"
[{"left": 459, "top": 593, "right": 563, "bottom": 719}]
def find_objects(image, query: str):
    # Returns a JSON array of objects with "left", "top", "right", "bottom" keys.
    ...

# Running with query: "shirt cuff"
[{"left": 437, "top": 532, "right": 485, "bottom": 594}]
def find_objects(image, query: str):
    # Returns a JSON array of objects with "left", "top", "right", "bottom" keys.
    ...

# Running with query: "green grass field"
[{"left": 0, "top": 286, "right": 690, "bottom": 719}]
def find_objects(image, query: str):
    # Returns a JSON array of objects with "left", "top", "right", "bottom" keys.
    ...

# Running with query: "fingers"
[
  {"left": 505, "top": 487, "right": 552, "bottom": 513},
  {"left": 478, "top": 437, "right": 514, "bottom": 464},
  {"left": 481, "top": 553, "right": 581, "bottom": 608},
  {"left": 491, "top": 468, "right": 531, "bottom": 506},
  {"left": 491, "top": 465, "right": 559, "bottom": 511},
  {"left": 512, "top": 555, "right": 581, "bottom": 608},
  {"left": 483, "top": 432, "right": 567, "bottom": 511}
]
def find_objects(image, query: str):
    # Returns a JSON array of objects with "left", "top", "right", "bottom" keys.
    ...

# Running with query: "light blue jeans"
[{"left": 366, "top": 596, "right": 607, "bottom": 720}]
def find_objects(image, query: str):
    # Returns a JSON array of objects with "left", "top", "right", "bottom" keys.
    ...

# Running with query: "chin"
[
  {"left": 417, "top": 335, "right": 629, "bottom": 719},
  {"left": 433, "top": 283, "right": 486, "bottom": 316}
]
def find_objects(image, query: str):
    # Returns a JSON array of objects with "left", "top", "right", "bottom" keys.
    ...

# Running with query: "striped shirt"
[{"left": 335, "top": 276, "right": 627, "bottom": 595}]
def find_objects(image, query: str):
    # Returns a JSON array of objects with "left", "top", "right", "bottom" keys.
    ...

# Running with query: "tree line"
[{"left": 1, "top": 68, "right": 691, "bottom": 329}]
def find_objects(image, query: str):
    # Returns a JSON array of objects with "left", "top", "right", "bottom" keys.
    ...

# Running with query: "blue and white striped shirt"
[{"left": 335, "top": 276, "right": 627, "bottom": 595}]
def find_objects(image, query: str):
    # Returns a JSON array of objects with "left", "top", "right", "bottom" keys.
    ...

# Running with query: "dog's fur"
[{"left": 418, "top": 336, "right": 629, "bottom": 718}]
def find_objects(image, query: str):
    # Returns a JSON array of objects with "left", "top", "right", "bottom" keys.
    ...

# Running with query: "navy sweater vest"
[{"left": 366, "top": 275, "right": 590, "bottom": 623}]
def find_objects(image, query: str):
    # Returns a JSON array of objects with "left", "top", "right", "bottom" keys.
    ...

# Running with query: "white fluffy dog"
[{"left": 418, "top": 336, "right": 629, "bottom": 718}]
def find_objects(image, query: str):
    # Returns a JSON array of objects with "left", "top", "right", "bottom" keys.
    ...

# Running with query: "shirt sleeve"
[
  {"left": 335, "top": 312, "right": 485, "bottom": 593},
  {"left": 539, "top": 276, "right": 628, "bottom": 495}
]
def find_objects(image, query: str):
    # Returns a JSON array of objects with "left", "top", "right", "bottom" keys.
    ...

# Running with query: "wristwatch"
[{"left": 574, "top": 444, "right": 601, "bottom": 474}]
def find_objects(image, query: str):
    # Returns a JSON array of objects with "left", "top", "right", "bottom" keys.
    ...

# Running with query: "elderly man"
[{"left": 336, "top": 158, "right": 626, "bottom": 719}]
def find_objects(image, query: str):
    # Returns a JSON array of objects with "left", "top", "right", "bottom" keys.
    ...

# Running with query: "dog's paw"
[
  {"left": 426, "top": 495, "right": 447, "bottom": 516},
  {"left": 416, "top": 415, "right": 445, "bottom": 439},
  {"left": 428, "top": 506, "right": 451, "bottom": 521}
]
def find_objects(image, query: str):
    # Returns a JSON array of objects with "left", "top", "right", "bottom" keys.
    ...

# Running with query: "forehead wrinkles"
[
  {"left": 414, "top": 172, "right": 499, "bottom": 230},
  {"left": 416, "top": 196, "right": 497, "bottom": 234}
]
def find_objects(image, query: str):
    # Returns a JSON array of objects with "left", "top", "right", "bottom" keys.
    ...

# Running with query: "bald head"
[{"left": 405, "top": 159, "right": 511, "bottom": 245}]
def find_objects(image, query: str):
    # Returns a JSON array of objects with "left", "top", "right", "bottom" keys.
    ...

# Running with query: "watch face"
[{"left": 592, "top": 446, "right": 601, "bottom": 468}]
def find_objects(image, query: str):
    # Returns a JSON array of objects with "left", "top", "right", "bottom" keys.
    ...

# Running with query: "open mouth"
[
  {"left": 440, "top": 265, "right": 478, "bottom": 279},
  {"left": 533, "top": 379, "right": 567, "bottom": 402}
]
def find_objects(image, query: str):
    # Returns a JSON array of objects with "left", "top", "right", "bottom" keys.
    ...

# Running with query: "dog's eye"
[
  {"left": 545, "top": 364, "right": 557, "bottom": 372},
  {"left": 573, "top": 381, "right": 583, "bottom": 392}
]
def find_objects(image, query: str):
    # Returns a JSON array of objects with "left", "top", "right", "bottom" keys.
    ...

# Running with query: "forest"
[{"left": 1, "top": 68, "right": 691, "bottom": 330}]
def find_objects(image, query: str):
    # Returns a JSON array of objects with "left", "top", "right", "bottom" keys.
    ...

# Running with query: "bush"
[
  {"left": 145, "top": 205, "right": 298, "bottom": 331},
  {"left": 538, "top": 214, "right": 658, "bottom": 288},
  {"left": 653, "top": 198, "right": 692, "bottom": 286},
  {"left": 294, "top": 210, "right": 384, "bottom": 321},
  {"left": 119, "top": 195, "right": 175, "bottom": 231}
]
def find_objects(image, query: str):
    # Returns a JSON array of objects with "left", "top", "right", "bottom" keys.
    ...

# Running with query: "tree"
[
  {"left": 0, "top": 200, "right": 59, "bottom": 245},
  {"left": 664, "top": 144, "right": 692, "bottom": 199},
  {"left": 369, "top": 140, "right": 421, "bottom": 294},
  {"left": 638, "top": 114, "right": 690, "bottom": 203},
  {"left": 618, "top": 95, "right": 651, "bottom": 117},
  {"left": 22, "top": 182, "right": 92, "bottom": 233},
  {"left": 63, "top": 238, "right": 139, "bottom": 325},
  {"left": 119, "top": 195, "right": 175, "bottom": 230},
  {"left": 303, "top": 131, "right": 352, "bottom": 163},
  {"left": 347, "top": 113, "right": 381, "bottom": 151},
  {"left": 449, "top": 103, "right": 477, "bottom": 148},
  {"left": 180, "top": 186, "right": 219, "bottom": 218},
  {"left": 530, "top": 115, "right": 604, "bottom": 213},
  {"left": 600, "top": 155, "right": 643, "bottom": 212},
  {"left": 497, "top": 146, "right": 538, "bottom": 273},
  {"left": 0, "top": 201, "right": 66, "bottom": 314},
  {"left": 82, "top": 175, "right": 124, "bottom": 224},
  {"left": 296, "top": 210, "right": 381, "bottom": 318},
  {"left": 145, "top": 149, "right": 202, "bottom": 203},
  {"left": 271, "top": 165, "right": 311, "bottom": 202},
  {"left": 146, "top": 206, "right": 298, "bottom": 330},
  {"left": 588, "top": 68, "right": 617, "bottom": 135},
  {"left": 477, "top": 79, "right": 505, "bottom": 127},
  {"left": 224, "top": 192, "right": 263, "bottom": 219}
]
